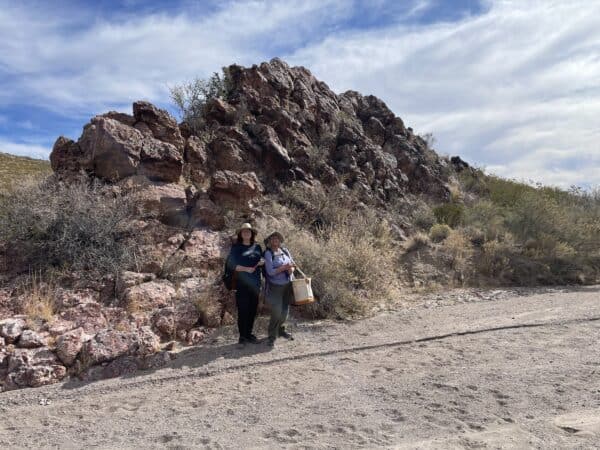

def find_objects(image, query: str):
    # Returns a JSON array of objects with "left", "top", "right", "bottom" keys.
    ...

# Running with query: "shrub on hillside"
[
  {"left": 433, "top": 202, "right": 464, "bottom": 227},
  {"left": 0, "top": 176, "right": 138, "bottom": 277},
  {"left": 429, "top": 224, "right": 451, "bottom": 243}
]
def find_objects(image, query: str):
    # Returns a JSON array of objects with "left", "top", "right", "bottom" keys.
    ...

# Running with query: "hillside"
[{"left": 0, "top": 152, "right": 51, "bottom": 191}]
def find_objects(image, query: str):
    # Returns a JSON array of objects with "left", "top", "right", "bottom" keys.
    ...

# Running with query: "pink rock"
[
  {"left": 78, "top": 327, "right": 160, "bottom": 368},
  {"left": 151, "top": 299, "right": 200, "bottom": 340},
  {"left": 0, "top": 318, "right": 26, "bottom": 344},
  {"left": 59, "top": 302, "right": 108, "bottom": 334},
  {"left": 17, "top": 330, "right": 46, "bottom": 348},
  {"left": 209, "top": 170, "right": 263, "bottom": 208},
  {"left": 45, "top": 319, "right": 77, "bottom": 337},
  {"left": 55, "top": 327, "right": 90, "bottom": 366},
  {"left": 123, "top": 281, "right": 176, "bottom": 313},
  {"left": 186, "top": 328, "right": 206, "bottom": 345},
  {"left": 4, "top": 364, "right": 67, "bottom": 390}
]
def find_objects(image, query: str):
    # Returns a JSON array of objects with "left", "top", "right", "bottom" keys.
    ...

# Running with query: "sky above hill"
[{"left": 0, "top": 0, "right": 598, "bottom": 188}]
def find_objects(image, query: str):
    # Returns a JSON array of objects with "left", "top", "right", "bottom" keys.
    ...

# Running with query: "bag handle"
[{"left": 293, "top": 265, "right": 308, "bottom": 279}]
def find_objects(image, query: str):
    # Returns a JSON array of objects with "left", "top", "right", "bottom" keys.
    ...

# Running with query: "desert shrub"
[
  {"left": 463, "top": 199, "right": 506, "bottom": 242},
  {"left": 429, "top": 224, "right": 451, "bottom": 243},
  {"left": 404, "top": 232, "right": 430, "bottom": 252},
  {"left": 0, "top": 176, "right": 138, "bottom": 277},
  {"left": 480, "top": 235, "right": 515, "bottom": 278},
  {"left": 169, "top": 69, "right": 232, "bottom": 134},
  {"left": 280, "top": 182, "right": 357, "bottom": 229},
  {"left": 256, "top": 212, "right": 396, "bottom": 319},
  {"left": 440, "top": 229, "right": 474, "bottom": 281},
  {"left": 433, "top": 202, "right": 464, "bottom": 227},
  {"left": 410, "top": 201, "right": 436, "bottom": 230}
]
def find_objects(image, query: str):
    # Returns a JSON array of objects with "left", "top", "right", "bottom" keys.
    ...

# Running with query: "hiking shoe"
[
  {"left": 246, "top": 334, "right": 259, "bottom": 344},
  {"left": 238, "top": 336, "right": 248, "bottom": 344},
  {"left": 267, "top": 337, "right": 275, "bottom": 347},
  {"left": 279, "top": 330, "right": 294, "bottom": 340}
]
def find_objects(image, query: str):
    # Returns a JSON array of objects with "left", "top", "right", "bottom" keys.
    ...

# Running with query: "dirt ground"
[{"left": 1, "top": 285, "right": 599, "bottom": 449}]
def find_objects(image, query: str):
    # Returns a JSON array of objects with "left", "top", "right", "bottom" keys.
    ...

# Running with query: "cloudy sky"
[{"left": 0, "top": 0, "right": 598, "bottom": 188}]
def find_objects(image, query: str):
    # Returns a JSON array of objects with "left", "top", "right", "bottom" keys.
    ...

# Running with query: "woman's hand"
[{"left": 235, "top": 265, "right": 255, "bottom": 273}]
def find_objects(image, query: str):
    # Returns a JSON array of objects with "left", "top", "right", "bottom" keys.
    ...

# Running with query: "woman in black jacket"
[{"left": 226, "top": 223, "right": 263, "bottom": 344}]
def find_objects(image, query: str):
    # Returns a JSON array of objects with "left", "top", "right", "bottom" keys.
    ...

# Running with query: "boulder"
[
  {"left": 180, "top": 230, "right": 224, "bottom": 270},
  {"left": 133, "top": 101, "right": 185, "bottom": 150},
  {"left": 203, "top": 98, "right": 237, "bottom": 126},
  {"left": 129, "top": 180, "right": 188, "bottom": 227},
  {"left": 246, "top": 123, "right": 291, "bottom": 172},
  {"left": 55, "top": 327, "right": 90, "bottom": 366},
  {"left": 0, "top": 318, "right": 26, "bottom": 344},
  {"left": 209, "top": 170, "right": 263, "bottom": 207},
  {"left": 115, "top": 271, "right": 157, "bottom": 299},
  {"left": 17, "top": 330, "right": 46, "bottom": 348},
  {"left": 78, "top": 327, "right": 160, "bottom": 368},
  {"left": 210, "top": 138, "right": 248, "bottom": 172},
  {"left": 122, "top": 281, "right": 176, "bottom": 313},
  {"left": 4, "top": 347, "right": 67, "bottom": 390},
  {"left": 189, "top": 194, "right": 224, "bottom": 229},
  {"left": 59, "top": 302, "right": 108, "bottom": 335},
  {"left": 50, "top": 137, "right": 90, "bottom": 178},
  {"left": 78, "top": 116, "right": 144, "bottom": 181},
  {"left": 138, "top": 139, "right": 183, "bottom": 183},
  {"left": 151, "top": 297, "right": 200, "bottom": 340}
]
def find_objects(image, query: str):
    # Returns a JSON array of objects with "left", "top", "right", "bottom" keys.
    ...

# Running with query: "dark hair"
[{"left": 236, "top": 230, "right": 256, "bottom": 245}]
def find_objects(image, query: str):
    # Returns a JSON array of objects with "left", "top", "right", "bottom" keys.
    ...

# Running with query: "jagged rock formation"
[{"left": 1, "top": 58, "right": 455, "bottom": 391}]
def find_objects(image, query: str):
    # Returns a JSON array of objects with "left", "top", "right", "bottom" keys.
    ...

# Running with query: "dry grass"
[
  {"left": 404, "top": 232, "right": 430, "bottom": 252},
  {"left": 19, "top": 272, "right": 57, "bottom": 325},
  {"left": 256, "top": 209, "right": 398, "bottom": 319}
]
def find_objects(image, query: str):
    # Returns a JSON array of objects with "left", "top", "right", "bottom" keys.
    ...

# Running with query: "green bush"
[
  {"left": 429, "top": 224, "right": 451, "bottom": 242},
  {"left": 433, "top": 202, "right": 464, "bottom": 227}
]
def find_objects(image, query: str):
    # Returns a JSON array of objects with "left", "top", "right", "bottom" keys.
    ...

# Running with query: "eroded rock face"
[{"left": 133, "top": 101, "right": 185, "bottom": 151}]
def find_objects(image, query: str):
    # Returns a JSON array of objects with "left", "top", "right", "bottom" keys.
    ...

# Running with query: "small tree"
[{"left": 169, "top": 70, "right": 232, "bottom": 134}]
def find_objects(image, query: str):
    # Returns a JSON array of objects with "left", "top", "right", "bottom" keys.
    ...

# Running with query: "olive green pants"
[{"left": 266, "top": 282, "right": 293, "bottom": 340}]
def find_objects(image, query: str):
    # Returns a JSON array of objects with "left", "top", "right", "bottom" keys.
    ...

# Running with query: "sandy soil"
[{"left": 1, "top": 285, "right": 599, "bottom": 449}]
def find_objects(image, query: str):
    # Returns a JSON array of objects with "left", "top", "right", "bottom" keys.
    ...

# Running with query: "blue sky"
[{"left": 0, "top": 0, "right": 598, "bottom": 188}]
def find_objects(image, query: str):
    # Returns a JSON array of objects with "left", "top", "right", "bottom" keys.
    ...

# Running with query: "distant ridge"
[{"left": 0, "top": 151, "right": 51, "bottom": 191}]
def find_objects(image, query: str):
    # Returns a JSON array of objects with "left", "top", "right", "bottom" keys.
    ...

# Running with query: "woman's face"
[
  {"left": 270, "top": 236, "right": 281, "bottom": 248},
  {"left": 241, "top": 229, "right": 252, "bottom": 241}
]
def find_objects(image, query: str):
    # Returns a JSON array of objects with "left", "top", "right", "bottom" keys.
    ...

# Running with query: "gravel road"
[{"left": 1, "top": 285, "right": 599, "bottom": 449}]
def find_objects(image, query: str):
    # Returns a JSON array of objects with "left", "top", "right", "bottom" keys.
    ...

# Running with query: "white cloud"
[
  {"left": 0, "top": 0, "right": 350, "bottom": 115},
  {"left": 0, "top": 139, "right": 50, "bottom": 160},
  {"left": 0, "top": 0, "right": 598, "bottom": 188}
]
